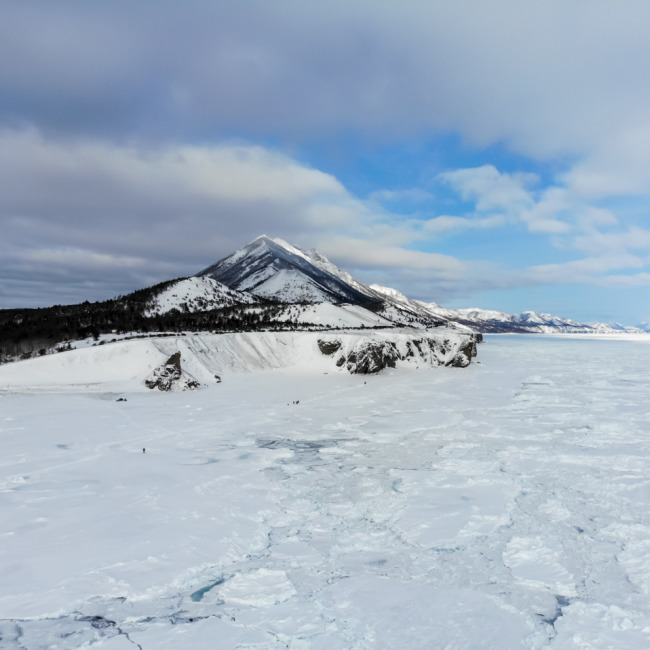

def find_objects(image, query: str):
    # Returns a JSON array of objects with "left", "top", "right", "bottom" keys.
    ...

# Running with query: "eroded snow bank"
[{"left": 0, "top": 328, "right": 479, "bottom": 392}]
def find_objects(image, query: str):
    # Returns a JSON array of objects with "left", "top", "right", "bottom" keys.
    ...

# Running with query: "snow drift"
[{"left": 0, "top": 329, "right": 479, "bottom": 392}]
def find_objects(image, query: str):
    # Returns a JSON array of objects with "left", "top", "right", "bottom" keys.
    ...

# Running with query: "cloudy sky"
[{"left": 3, "top": 0, "right": 650, "bottom": 324}]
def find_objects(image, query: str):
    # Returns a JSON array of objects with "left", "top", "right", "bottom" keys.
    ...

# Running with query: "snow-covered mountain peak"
[
  {"left": 268, "top": 236, "right": 314, "bottom": 263},
  {"left": 369, "top": 284, "right": 411, "bottom": 303},
  {"left": 193, "top": 235, "right": 638, "bottom": 335},
  {"left": 241, "top": 234, "right": 311, "bottom": 262},
  {"left": 197, "top": 236, "right": 381, "bottom": 305}
]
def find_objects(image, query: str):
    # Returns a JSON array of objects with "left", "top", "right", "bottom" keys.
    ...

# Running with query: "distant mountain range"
[
  {"left": 195, "top": 235, "right": 642, "bottom": 335},
  {"left": 1, "top": 235, "right": 645, "bottom": 364}
]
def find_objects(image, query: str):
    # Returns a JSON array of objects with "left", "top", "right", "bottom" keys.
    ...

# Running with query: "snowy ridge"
[
  {"left": 0, "top": 328, "right": 478, "bottom": 391},
  {"left": 417, "top": 302, "right": 639, "bottom": 334},
  {"left": 146, "top": 277, "right": 256, "bottom": 316},
  {"left": 246, "top": 269, "right": 339, "bottom": 303},
  {"left": 368, "top": 283, "right": 412, "bottom": 303},
  {"left": 367, "top": 284, "right": 467, "bottom": 330},
  {"left": 198, "top": 235, "right": 382, "bottom": 305},
  {"left": 196, "top": 236, "right": 624, "bottom": 334},
  {"left": 270, "top": 302, "right": 392, "bottom": 328},
  {"left": 306, "top": 247, "right": 377, "bottom": 297},
  {"left": 591, "top": 321, "right": 644, "bottom": 334}
]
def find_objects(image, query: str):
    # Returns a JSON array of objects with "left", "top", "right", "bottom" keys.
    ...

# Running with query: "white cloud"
[
  {"left": 438, "top": 165, "right": 574, "bottom": 235},
  {"left": 22, "top": 248, "right": 143, "bottom": 270},
  {"left": 2, "top": 128, "right": 650, "bottom": 312},
  {"left": 597, "top": 273, "right": 650, "bottom": 288},
  {"left": 0, "top": 129, "right": 480, "bottom": 305},
  {"left": 574, "top": 227, "right": 650, "bottom": 257},
  {"left": 315, "top": 236, "right": 464, "bottom": 273},
  {"left": 436, "top": 162, "right": 650, "bottom": 293},
  {"left": 368, "top": 188, "right": 434, "bottom": 204},
  {"left": 422, "top": 215, "right": 505, "bottom": 234},
  {"left": 438, "top": 165, "right": 537, "bottom": 214},
  {"left": 526, "top": 254, "right": 645, "bottom": 285},
  {"left": 3, "top": 1, "right": 650, "bottom": 217},
  {"left": 561, "top": 125, "right": 650, "bottom": 200}
]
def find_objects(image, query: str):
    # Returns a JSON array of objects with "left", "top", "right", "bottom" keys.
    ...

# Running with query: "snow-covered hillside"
[
  {"left": 0, "top": 328, "right": 479, "bottom": 391},
  {"left": 145, "top": 276, "right": 256, "bottom": 316},
  {"left": 195, "top": 235, "right": 644, "bottom": 334},
  {"left": 270, "top": 302, "right": 392, "bottom": 328}
]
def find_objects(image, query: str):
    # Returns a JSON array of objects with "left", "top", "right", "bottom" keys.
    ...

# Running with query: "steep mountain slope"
[
  {"left": 196, "top": 236, "right": 640, "bottom": 334},
  {"left": 198, "top": 235, "right": 383, "bottom": 305},
  {"left": 365, "top": 284, "right": 461, "bottom": 330},
  {"left": 197, "top": 237, "right": 454, "bottom": 329}
]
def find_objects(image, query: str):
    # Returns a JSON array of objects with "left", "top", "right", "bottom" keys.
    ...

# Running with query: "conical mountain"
[{"left": 197, "top": 235, "right": 381, "bottom": 305}]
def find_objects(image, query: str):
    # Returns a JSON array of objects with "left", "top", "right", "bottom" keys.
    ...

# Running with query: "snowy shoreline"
[
  {"left": 487, "top": 331, "right": 650, "bottom": 341},
  {"left": 0, "top": 328, "right": 479, "bottom": 393}
]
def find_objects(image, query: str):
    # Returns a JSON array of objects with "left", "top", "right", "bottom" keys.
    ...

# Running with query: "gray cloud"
[
  {"left": 3, "top": 0, "right": 650, "bottom": 159},
  {"left": 3, "top": 128, "right": 650, "bottom": 310},
  {"left": 4, "top": 1, "right": 650, "bottom": 312},
  {"left": 0, "top": 131, "right": 479, "bottom": 306}
]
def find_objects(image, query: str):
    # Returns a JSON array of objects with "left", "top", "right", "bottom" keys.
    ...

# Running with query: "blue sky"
[{"left": 3, "top": 0, "right": 650, "bottom": 324}]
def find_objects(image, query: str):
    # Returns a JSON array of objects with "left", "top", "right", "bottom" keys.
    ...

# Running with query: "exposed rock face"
[
  {"left": 318, "top": 332, "right": 481, "bottom": 374},
  {"left": 317, "top": 340, "right": 342, "bottom": 356},
  {"left": 451, "top": 338, "right": 479, "bottom": 367},
  {"left": 144, "top": 352, "right": 201, "bottom": 391}
]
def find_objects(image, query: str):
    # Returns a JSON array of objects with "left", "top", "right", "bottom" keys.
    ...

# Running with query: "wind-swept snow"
[{"left": 2, "top": 336, "right": 650, "bottom": 647}]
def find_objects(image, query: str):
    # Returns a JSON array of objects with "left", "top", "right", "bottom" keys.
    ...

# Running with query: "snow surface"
[
  {"left": 270, "top": 303, "right": 392, "bottom": 328},
  {"left": 246, "top": 269, "right": 337, "bottom": 303},
  {"left": 368, "top": 283, "right": 412, "bottom": 304},
  {"left": 2, "top": 336, "right": 650, "bottom": 647},
  {"left": 0, "top": 328, "right": 472, "bottom": 393},
  {"left": 146, "top": 277, "right": 255, "bottom": 316},
  {"left": 198, "top": 235, "right": 377, "bottom": 306}
]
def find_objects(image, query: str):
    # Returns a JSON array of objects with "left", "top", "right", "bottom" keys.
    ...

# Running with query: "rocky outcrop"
[
  {"left": 318, "top": 331, "right": 481, "bottom": 374},
  {"left": 317, "top": 340, "right": 342, "bottom": 356},
  {"left": 452, "top": 337, "right": 480, "bottom": 367},
  {"left": 144, "top": 352, "right": 201, "bottom": 391}
]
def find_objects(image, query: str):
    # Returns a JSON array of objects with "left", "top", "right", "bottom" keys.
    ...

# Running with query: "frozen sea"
[{"left": 2, "top": 334, "right": 650, "bottom": 648}]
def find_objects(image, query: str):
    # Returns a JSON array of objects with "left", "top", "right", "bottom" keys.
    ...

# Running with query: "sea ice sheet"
[{"left": 2, "top": 335, "right": 650, "bottom": 647}]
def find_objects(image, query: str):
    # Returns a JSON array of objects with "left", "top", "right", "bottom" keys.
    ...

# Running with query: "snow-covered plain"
[{"left": 2, "top": 335, "right": 650, "bottom": 648}]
